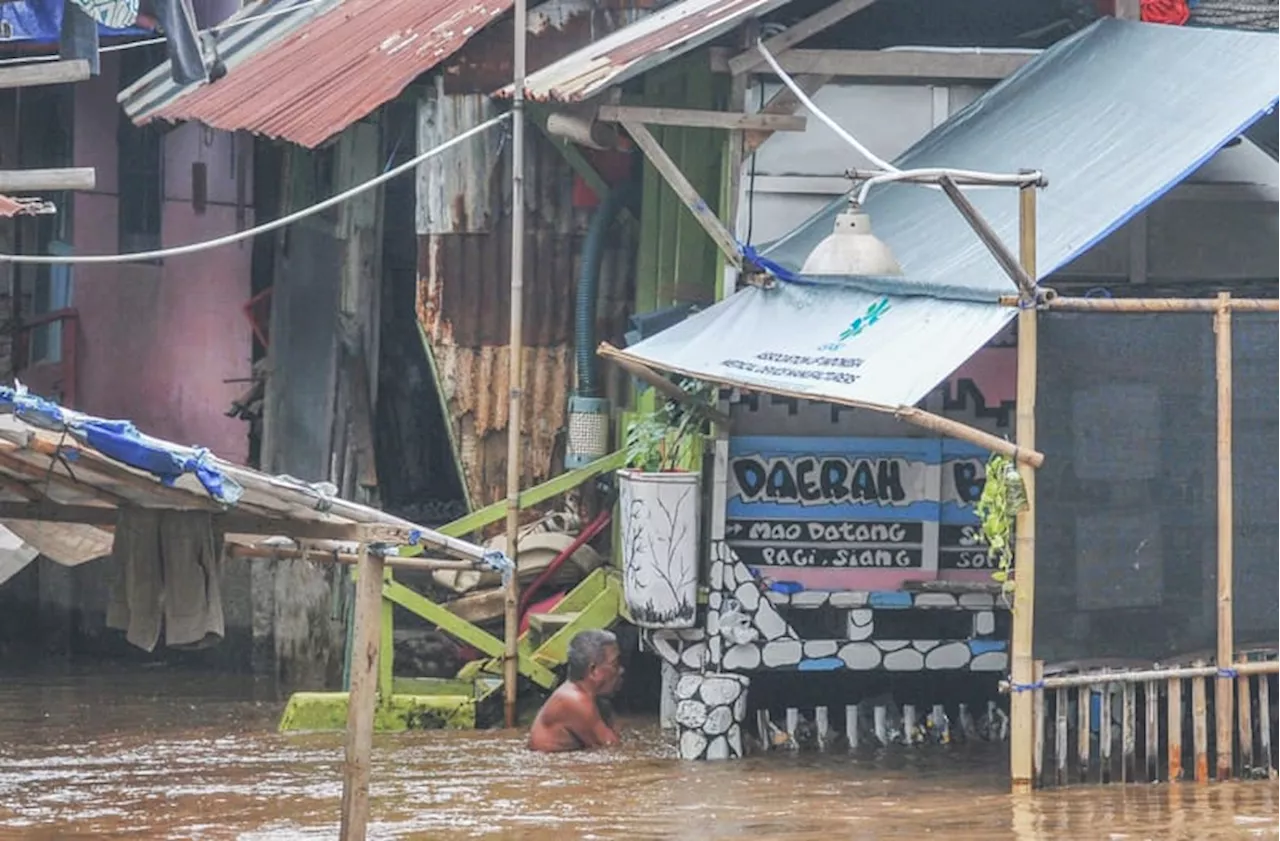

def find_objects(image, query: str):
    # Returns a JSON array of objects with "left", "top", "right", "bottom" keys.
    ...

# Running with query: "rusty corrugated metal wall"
[{"left": 416, "top": 78, "right": 637, "bottom": 507}]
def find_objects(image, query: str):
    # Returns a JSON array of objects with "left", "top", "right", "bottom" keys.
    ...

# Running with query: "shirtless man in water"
[{"left": 528, "top": 629, "right": 624, "bottom": 752}]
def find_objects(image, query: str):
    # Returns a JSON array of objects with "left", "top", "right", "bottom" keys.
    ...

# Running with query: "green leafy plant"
[
  {"left": 624, "top": 378, "right": 715, "bottom": 472},
  {"left": 973, "top": 453, "right": 1028, "bottom": 599}
]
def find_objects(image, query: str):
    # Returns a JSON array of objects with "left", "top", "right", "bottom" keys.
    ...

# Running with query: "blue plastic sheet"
[
  {"left": 0, "top": 0, "right": 146, "bottom": 42},
  {"left": 0, "top": 385, "right": 243, "bottom": 506}
]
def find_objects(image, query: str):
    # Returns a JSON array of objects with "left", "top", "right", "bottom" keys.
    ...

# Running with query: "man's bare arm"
[{"left": 563, "top": 693, "right": 619, "bottom": 748}]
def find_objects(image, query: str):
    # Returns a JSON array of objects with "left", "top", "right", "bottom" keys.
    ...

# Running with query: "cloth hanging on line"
[{"left": 106, "top": 508, "right": 226, "bottom": 652}]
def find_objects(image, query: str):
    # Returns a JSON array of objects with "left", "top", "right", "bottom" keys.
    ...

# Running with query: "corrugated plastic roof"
[
  {"left": 119, "top": 0, "right": 511, "bottom": 148},
  {"left": 507, "top": 0, "right": 794, "bottom": 102},
  {"left": 759, "top": 18, "right": 1280, "bottom": 301}
]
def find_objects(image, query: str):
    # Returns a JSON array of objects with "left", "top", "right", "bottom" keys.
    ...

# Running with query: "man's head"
[{"left": 566, "top": 629, "right": 623, "bottom": 696}]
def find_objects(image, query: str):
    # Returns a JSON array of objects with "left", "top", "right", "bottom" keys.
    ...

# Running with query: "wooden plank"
[
  {"left": 597, "top": 105, "right": 805, "bottom": 133},
  {"left": 1078, "top": 685, "right": 1092, "bottom": 783},
  {"left": 1258, "top": 676, "right": 1273, "bottom": 775},
  {"left": 1238, "top": 674, "right": 1254, "bottom": 773},
  {"left": 1168, "top": 677, "right": 1183, "bottom": 781},
  {"left": 1054, "top": 687, "right": 1068, "bottom": 786},
  {"left": 727, "top": 0, "right": 880, "bottom": 75},
  {"left": 620, "top": 119, "right": 743, "bottom": 269},
  {"left": 1032, "top": 662, "right": 1045, "bottom": 786},
  {"left": 1008, "top": 181, "right": 1039, "bottom": 793},
  {"left": 339, "top": 546, "right": 382, "bottom": 841},
  {"left": 1214, "top": 293, "right": 1235, "bottom": 782},
  {"left": 0, "top": 167, "right": 95, "bottom": 192},
  {"left": 1100, "top": 681, "right": 1113, "bottom": 784},
  {"left": 0, "top": 59, "right": 90, "bottom": 90},
  {"left": 1146, "top": 681, "right": 1159, "bottom": 782},
  {"left": 1193, "top": 663, "right": 1209, "bottom": 783},
  {"left": 715, "top": 47, "right": 1034, "bottom": 83},
  {"left": 379, "top": 568, "right": 394, "bottom": 701},
  {"left": 744, "top": 73, "right": 832, "bottom": 154},
  {"left": 428, "top": 449, "right": 627, "bottom": 541},
  {"left": 1122, "top": 681, "right": 1136, "bottom": 782}
]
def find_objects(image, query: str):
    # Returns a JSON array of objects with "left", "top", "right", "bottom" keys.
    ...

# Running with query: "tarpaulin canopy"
[{"left": 613, "top": 18, "right": 1279, "bottom": 413}]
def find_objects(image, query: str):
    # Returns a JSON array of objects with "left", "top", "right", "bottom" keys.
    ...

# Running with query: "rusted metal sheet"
[
  {"left": 505, "top": 0, "right": 794, "bottom": 102},
  {"left": 416, "top": 112, "right": 636, "bottom": 505},
  {"left": 122, "top": 0, "right": 512, "bottom": 149},
  {"left": 441, "top": 0, "right": 653, "bottom": 94}
]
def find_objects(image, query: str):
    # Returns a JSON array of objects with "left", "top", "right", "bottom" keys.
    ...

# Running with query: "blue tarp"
[
  {"left": 0, "top": 0, "right": 147, "bottom": 42},
  {"left": 0, "top": 385, "right": 243, "bottom": 506},
  {"left": 755, "top": 19, "right": 1280, "bottom": 302}
]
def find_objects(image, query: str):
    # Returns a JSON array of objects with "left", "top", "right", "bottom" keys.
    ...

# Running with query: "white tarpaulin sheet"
[{"left": 615, "top": 281, "right": 1014, "bottom": 410}]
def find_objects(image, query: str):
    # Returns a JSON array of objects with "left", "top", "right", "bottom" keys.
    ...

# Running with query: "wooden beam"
[
  {"left": 339, "top": 545, "right": 382, "bottom": 841},
  {"left": 0, "top": 60, "right": 90, "bottom": 90},
  {"left": 714, "top": 48, "right": 1034, "bottom": 83},
  {"left": 744, "top": 73, "right": 832, "bottom": 154},
  {"left": 727, "top": 0, "right": 879, "bottom": 75},
  {"left": 0, "top": 168, "right": 95, "bottom": 193},
  {"left": 620, "top": 120, "right": 742, "bottom": 269},
  {"left": 597, "top": 343, "right": 733, "bottom": 427},
  {"left": 596, "top": 105, "right": 805, "bottom": 133}
]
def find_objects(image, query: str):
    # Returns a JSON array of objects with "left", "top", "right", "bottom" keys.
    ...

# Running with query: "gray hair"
[{"left": 566, "top": 629, "right": 618, "bottom": 681}]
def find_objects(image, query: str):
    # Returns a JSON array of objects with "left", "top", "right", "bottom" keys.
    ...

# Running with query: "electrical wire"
[
  {"left": 0, "top": 0, "right": 329, "bottom": 67},
  {"left": 0, "top": 112, "right": 509, "bottom": 265},
  {"left": 753, "top": 40, "right": 1041, "bottom": 202}
]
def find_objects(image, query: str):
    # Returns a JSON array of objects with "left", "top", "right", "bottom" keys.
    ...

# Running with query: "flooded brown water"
[{"left": 1, "top": 663, "right": 1277, "bottom": 840}]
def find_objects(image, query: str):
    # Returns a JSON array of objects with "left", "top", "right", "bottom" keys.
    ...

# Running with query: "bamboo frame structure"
[
  {"left": 1009, "top": 178, "right": 1039, "bottom": 793},
  {"left": 1214, "top": 292, "right": 1234, "bottom": 781}
]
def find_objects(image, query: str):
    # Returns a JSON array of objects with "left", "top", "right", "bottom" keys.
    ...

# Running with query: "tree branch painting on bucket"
[{"left": 618, "top": 379, "right": 714, "bottom": 629}]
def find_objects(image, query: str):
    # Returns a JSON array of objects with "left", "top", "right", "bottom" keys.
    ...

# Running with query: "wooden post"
[
  {"left": 1214, "top": 292, "right": 1234, "bottom": 780},
  {"left": 1077, "top": 685, "right": 1091, "bottom": 783},
  {"left": 1031, "top": 662, "right": 1045, "bottom": 785},
  {"left": 1054, "top": 686, "right": 1068, "bottom": 786},
  {"left": 1168, "top": 676, "right": 1183, "bottom": 781},
  {"left": 1258, "top": 676, "right": 1273, "bottom": 774},
  {"left": 1193, "top": 660, "right": 1209, "bottom": 783},
  {"left": 1122, "top": 682, "right": 1136, "bottom": 782},
  {"left": 1145, "top": 681, "right": 1159, "bottom": 782},
  {"left": 1100, "top": 680, "right": 1113, "bottom": 784},
  {"left": 339, "top": 546, "right": 385, "bottom": 841},
  {"left": 1009, "top": 178, "right": 1039, "bottom": 793},
  {"left": 379, "top": 566, "right": 394, "bottom": 701},
  {"left": 1238, "top": 674, "right": 1254, "bottom": 773}
]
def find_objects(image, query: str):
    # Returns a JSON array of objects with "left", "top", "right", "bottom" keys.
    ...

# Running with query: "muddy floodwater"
[{"left": 1, "top": 664, "right": 1277, "bottom": 840}]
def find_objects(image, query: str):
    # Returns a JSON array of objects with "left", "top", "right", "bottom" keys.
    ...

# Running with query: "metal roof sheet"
[
  {"left": 119, "top": 0, "right": 511, "bottom": 148},
  {"left": 759, "top": 19, "right": 1280, "bottom": 301},
  {"left": 507, "top": 0, "right": 795, "bottom": 102}
]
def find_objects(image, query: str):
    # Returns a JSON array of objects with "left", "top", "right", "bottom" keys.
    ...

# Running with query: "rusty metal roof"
[
  {"left": 119, "top": 0, "right": 511, "bottom": 148},
  {"left": 504, "top": 0, "right": 794, "bottom": 102}
]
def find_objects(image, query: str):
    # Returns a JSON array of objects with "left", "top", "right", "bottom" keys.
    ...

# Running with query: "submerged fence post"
[
  {"left": 340, "top": 545, "right": 385, "bottom": 841},
  {"left": 1214, "top": 292, "right": 1235, "bottom": 780},
  {"left": 1009, "top": 175, "right": 1040, "bottom": 793}
]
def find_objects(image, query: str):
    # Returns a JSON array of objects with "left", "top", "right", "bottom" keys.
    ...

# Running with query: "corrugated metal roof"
[
  {"left": 119, "top": 0, "right": 512, "bottom": 148},
  {"left": 507, "top": 0, "right": 794, "bottom": 102}
]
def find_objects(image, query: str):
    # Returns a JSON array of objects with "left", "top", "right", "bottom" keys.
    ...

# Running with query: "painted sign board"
[{"left": 727, "top": 435, "right": 994, "bottom": 589}]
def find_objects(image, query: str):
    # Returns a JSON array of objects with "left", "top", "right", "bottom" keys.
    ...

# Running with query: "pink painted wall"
[{"left": 61, "top": 57, "right": 254, "bottom": 464}]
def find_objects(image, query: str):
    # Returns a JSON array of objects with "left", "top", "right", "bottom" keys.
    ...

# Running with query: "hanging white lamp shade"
[{"left": 800, "top": 204, "right": 903, "bottom": 277}]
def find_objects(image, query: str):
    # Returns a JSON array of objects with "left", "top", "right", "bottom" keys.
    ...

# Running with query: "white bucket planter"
[
  {"left": 618, "top": 468, "right": 700, "bottom": 629},
  {"left": 674, "top": 672, "right": 750, "bottom": 760}
]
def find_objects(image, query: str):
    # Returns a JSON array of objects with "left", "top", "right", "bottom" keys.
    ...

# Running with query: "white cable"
[
  {"left": 0, "top": 113, "right": 509, "bottom": 264},
  {"left": 754, "top": 41, "right": 1038, "bottom": 201},
  {"left": 0, "top": 0, "right": 329, "bottom": 67}
]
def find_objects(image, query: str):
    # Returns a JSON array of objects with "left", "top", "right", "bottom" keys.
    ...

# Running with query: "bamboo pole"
[
  {"left": 1214, "top": 292, "right": 1234, "bottom": 780},
  {"left": 1009, "top": 177, "right": 1039, "bottom": 793},
  {"left": 1258, "top": 676, "right": 1272, "bottom": 774},
  {"left": 1054, "top": 686, "right": 1068, "bottom": 786},
  {"left": 937, "top": 175, "right": 1037, "bottom": 299},
  {"left": 1002, "top": 660, "right": 1278, "bottom": 690},
  {"left": 1122, "top": 681, "right": 1135, "bottom": 782},
  {"left": 503, "top": 0, "right": 529, "bottom": 731},
  {"left": 1168, "top": 676, "right": 1183, "bottom": 781},
  {"left": 1032, "top": 661, "right": 1046, "bottom": 785},
  {"left": 998, "top": 295, "right": 1279, "bottom": 314},
  {"left": 339, "top": 546, "right": 384, "bottom": 841},
  {"left": 1100, "top": 679, "right": 1113, "bottom": 784}
]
